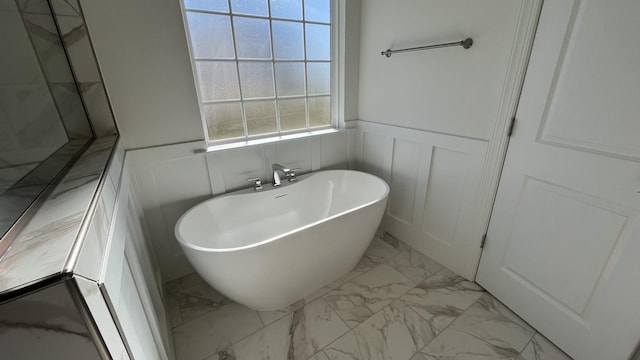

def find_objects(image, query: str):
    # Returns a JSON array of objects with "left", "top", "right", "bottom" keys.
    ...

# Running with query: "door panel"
[{"left": 477, "top": 0, "right": 640, "bottom": 359}]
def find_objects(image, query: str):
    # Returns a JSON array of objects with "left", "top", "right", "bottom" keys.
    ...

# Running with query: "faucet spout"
[{"left": 272, "top": 163, "right": 291, "bottom": 187}]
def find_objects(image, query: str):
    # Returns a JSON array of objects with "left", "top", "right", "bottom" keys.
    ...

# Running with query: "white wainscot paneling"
[
  {"left": 387, "top": 139, "right": 421, "bottom": 224},
  {"left": 355, "top": 121, "right": 488, "bottom": 279},
  {"left": 127, "top": 142, "right": 213, "bottom": 281},
  {"left": 205, "top": 132, "right": 351, "bottom": 194}
]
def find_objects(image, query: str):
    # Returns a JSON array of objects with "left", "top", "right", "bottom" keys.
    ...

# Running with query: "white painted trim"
[
  {"left": 205, "top": 128, "right": 341, "bottom": 152},
  {"left": 473, "top": 0, "right": 543, "bottom": 278},
  {"left": 335, "top": 0, "right": 345, "bottom": 128}
]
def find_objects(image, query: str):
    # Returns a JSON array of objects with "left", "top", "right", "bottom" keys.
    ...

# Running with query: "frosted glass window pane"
[
  {"left": 238, "top": 62, "right": 274, "bottom": 98},
  {"left": 275, "top": 62, "right": 305, "bottom": 96},
  {"left": 204, "top": 102, "right": 244, "bottom": 139},
  {"left": 231, "top": 0, "right": 268, "bottom": 16},
  {"left": 309, "top": 96, "right": 330, "bottom": 127},
  {"left": 195, "top": 61, "right": 240, "bottom": 101},
  {"left": 233, "top": 17, "right": 271, "bottom": 59},
  {"left": 245, "top": 100, "right": 277, "bottom": 135},
  {"left": 304, "top": 0, "right": 330, "bottom": 23},
  {"left": 272, "top": 21, "right": 304, "bottom": 60},
  {"left": 271, "top": 0, "right": 302, "bottom": 20},
  {"left": 279, "top": 98, "right": 306, "bottom": 131},
  {"left": 307, "top": 62, "right": 330, "bottom": 95},
  {"left": 184, "top": 0, "right": 228, "bottom": 12},
  {"left": 187, "top": 13, "right": 234, "bottom": 58},
  {"left": 305, "top": 24, "right": 330, "bottom": 60}
]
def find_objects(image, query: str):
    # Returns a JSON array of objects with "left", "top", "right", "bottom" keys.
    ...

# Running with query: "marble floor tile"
[
  {"left": 307, "top": 278, "right": 344, "bottom": 303},
  {"left": 257, "top": 299, "right": 304, "bottom": 326},
  {"left": 166, "top": 272, "right": 232, "bottom": 324},
  {"left": 325, "top": 264, "right": 415, "bottom": 327},
  {"left": 172, "top": 302, "right": 263, "bottom": 360},
  {"left": 400, "top": 268, "right": 485, "bottom": 333},
  {"left": 388, "top": 247, "right": 443, "bottom": 283},
  {"left": 167, "top": 234, "right": 570, "bottom": 360},
  {"left": 520, "top": 334, "right": 572, "bottom": 360},
  {"left": 342, "top": 237, "right": 401, "bottom": 282},
  {"left": 419, "top": 327, "right": 521, "bottom": 360},
  {"left": 166, "top": 292, "right": 182, "bottom": 328},
  {"left": 257, "top": 279, "right": 344, "bottom": 326},
  {"left": 446, "top": 294, "right": 534, "bottom": 353},
  {"left": 232, "top": 298, "right": 349, "bottom": 360},
  {"left": 167, "top": 273, "right": 206, "bottom": 295},
  {"left": 325, "top": 300, "right": 436, "bottom": 360},
  {"left": 309, "top": 351, "right": 331, "bottom": 360}
]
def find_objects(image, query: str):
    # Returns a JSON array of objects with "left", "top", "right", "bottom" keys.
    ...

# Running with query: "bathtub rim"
[{"left": 174, "top": 169, "right": 389, "bottom": 253}]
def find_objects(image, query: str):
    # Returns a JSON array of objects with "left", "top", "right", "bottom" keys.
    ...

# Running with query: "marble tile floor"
[{"left": 166, "top": 233, "right": 572, "bottom": 360}]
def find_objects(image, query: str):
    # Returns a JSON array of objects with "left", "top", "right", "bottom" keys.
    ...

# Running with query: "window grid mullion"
[
  {"left": 194, "top": 58, "right": 331, "bottom": 64},
  {"left": 187, "top": 0, "right": 331, "bottom": 143},
  {"left": 202, "top": 94, "right": 329, "bottom": 106},
  {"left": 185, "top": 8, "right": 330, "bottom": 26},
  {"left": 267, "top": 0, "right": 281, "bottom": 134},
  {"left": 301, "top": 0, "right": 310, "bottom": 131},
  {"left": 226, "top": 0, "right": 249, "bottom": 139}
]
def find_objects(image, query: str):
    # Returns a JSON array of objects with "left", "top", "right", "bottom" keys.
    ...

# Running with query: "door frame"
[{"left": 472, "top": 0, "right": 543, "bottom": 279}]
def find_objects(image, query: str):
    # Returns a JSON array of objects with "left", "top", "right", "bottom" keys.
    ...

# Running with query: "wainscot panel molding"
[
  {"left": 127, "top": 131, "right": 355, "bottom": 281},
  {"left": 354, "top": 120, "right": 488, "bottom": 279}
]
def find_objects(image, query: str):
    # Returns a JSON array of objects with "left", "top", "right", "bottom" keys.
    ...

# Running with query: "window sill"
[{"left": 204, "top": 128, "right": 342, "bottom": 152}]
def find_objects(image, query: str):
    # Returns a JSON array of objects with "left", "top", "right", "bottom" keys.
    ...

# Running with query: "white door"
[{"left": 476, "top": 0, "right": 640, "bottom": 359}]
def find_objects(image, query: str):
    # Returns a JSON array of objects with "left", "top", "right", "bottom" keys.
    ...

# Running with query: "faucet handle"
[
  {"left": 247, "top": 177, "right": 263, "bottom": 191},
  {"left": 287, "top": 168, "right": 302, "bottom": 182}
]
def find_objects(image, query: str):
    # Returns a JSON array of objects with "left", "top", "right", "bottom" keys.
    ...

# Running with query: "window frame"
[{"left": 179, "top": 0, "right": 340, "bottom": 148}]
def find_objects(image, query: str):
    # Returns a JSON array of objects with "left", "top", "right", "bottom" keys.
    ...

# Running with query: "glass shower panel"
[{"left": 0, "top": 0, "right": 94, "bottom": 241}]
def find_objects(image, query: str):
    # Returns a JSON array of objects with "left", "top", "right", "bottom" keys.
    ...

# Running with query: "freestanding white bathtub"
[{"left": 174, "top": 170, "right": 389, "bottom": 310}]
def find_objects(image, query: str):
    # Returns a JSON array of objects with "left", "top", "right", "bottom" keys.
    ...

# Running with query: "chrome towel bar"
[{"left": 381, "top": 37, "right": 473, "bottom": 57}]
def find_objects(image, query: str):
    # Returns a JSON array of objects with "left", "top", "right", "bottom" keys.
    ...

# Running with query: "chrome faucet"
[
  {"left": 272, "top": 163, "right": 291, "bottom": 187},
  {"left": 272, "top": 163, "right": 301, "bottom": 186}
]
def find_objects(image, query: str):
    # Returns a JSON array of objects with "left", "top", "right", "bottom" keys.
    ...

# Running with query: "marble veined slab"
[{"left": 0, "top": 136, "right": 117, "bottom": 294}]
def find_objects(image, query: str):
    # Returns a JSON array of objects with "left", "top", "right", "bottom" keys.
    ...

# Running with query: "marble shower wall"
[
  {"left": 0, "top": 280, "right": 102, "bottom": 359},
  {"left": 48, "top": 0, "right": 117, "bottom": 137},
  {"left": 13, "top": 0, "right": 117, "bottom": 138},
  {"left": 0, "top": 0, "right": 69, "bottom": 168}
]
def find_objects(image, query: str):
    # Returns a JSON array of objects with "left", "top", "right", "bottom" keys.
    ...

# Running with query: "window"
[{"left": 181, "top": 0, "right": 333, "bottom": 144}]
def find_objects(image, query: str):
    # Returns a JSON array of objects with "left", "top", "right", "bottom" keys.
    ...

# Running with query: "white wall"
[
  {"left": 356, "top": 0, "right": 537, "bottom": 278},
  {"left": 341, "top": 0, "right": 361, "bottom": 122},
  {"left": 358, "top": 0, "right": 522, "bottom": 140},
  {"left": 80, "top": 0, "right": 203, "bottom": 149}
]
